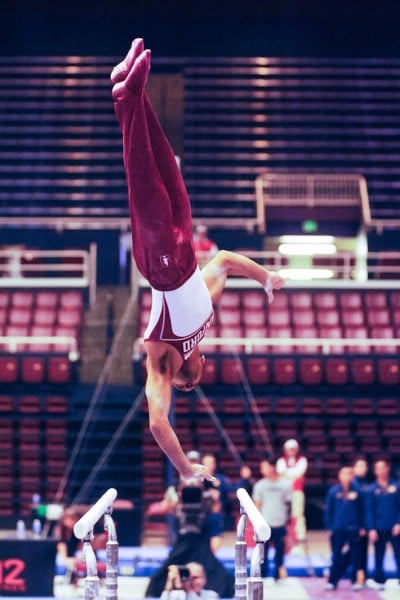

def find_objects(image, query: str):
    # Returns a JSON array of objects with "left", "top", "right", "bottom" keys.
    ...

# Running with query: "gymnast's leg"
[{"left": 112, "top": 44, "right": 195, "bottom": 290}]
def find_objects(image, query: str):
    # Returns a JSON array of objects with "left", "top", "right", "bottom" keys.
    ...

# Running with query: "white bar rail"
[
  {"left": 74, "top": 488, "right": 118, "bottom": 539},
  {"left": 237, "top": 488, "right": 271, "bottom": 542}
]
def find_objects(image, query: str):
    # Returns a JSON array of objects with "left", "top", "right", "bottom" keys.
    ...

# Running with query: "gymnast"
[{"left": 111, "top": 39, "right": 285, "bottom": 481}]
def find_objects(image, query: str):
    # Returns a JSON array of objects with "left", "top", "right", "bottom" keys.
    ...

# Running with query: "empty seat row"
[
  {"left": 198, "top": 356, "right": 400, "bottom": 386},
  {"left": 140, "top": 289, "right": 400, "bottom": 311},
  {"left": 0, "top": 355, "right": 74, "bottom": 384},
  {"left": 0, "top": 306, "right": 83, "bottom": 327},
  {"left": 0, "top": 394, "right": 68, "bottom": 413},
  {"left": 0, "top": 290, "right": 83, "bottom": 310}
]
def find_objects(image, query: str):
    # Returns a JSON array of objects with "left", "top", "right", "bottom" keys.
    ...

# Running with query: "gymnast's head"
[{"left": 172, "top": 348, "right": 205, "bottom": 392}]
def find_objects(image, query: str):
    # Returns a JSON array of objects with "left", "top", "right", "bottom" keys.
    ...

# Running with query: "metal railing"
[
  {"left": 255, "top": 173, "right": 371, "bottom": 234},
  {"left": 0, "top": 245, "right": 97, "bottom": 305},
  {"left": 0, "top": 335, "right": 79, "bottom": 361}
]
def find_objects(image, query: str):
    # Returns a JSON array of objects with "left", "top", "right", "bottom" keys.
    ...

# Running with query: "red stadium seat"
[
  {"left": 272, "top": 358, "right": 296, "bottom": 385},
  {"left": 47, "top": 356, "right": 71, "bottom": 383},
  {"left": 4, "top": 324, "right": 29, "bottom": 351},
  {"left": 292, "top": 310, "right": 315, "bottom": 327},
  {"left": 326, "top": 397, "right": 348, "bottom": 414},
  {"left": 390, "top": 291, "right": 400, "bottom": 308},
  {"left": 357, "top": 421, "right": 378, "bottom": 437},
  {"left": 342, "top": 310, "right": 365, "bottom": 327},
  {"left": 276, "top": 397, "right": 297, "bottom": 414},
  {"left": 0, "top": 357, "right": 18, "bottom": 382},
  {"left": 370, "top": 327, "right": 396, "bottom": 353},
  {"left": 219, "top": 291, "right": 241, "bottom": 309},
  {"left": 46, "top": 396, "right": 68, "bottom": 413},
  {"left": 269, "top": 327, "right": 294, "bottom": 353},
  {"left": 367, "top": 309, "right": 390, "bottom": 328},
  {"left": 218, "top": 309, "right": 241, "bottom": 327},
  {"left": 332, "top": 436, "right": 355, "bottom": 454},
  {"left": 21, "top": 357, "right": 45, "bottom": 384},
  {"left": 54, "top": 326, "right": 78, "bottom": 352},
  {"left": 270, "top": 293, "right": 289, "bottom": 309},
  {"left": 377, "top": 358, "right": 400, "bottom": 385},
  {"left": 11, "top": 292, "right": 34, "bottom": 308},
  {"left": 299, "top": 358, "right": 323, "bottom": 385},
  {"left": 268, "top": 307, "right": 290, "bottom": 327},
  {"left": 303, "top": 420, "right": 325, "bottom": 438},
  {"left": 307, "top": 436, "right": 329, "bottom": 454},
  {"left": 314, "top": 292, "right": 337, "bottom": 310},
  {"left": 365, "top": 292, "right": 388, "bottom": 309},
  {"left": 319, "top": 326, "right": 345, "bottom": 354},
  {"left": 219, "top": 325, "right": 244, "bottom": 352},
  {"left": 0, "top": 292, "right": 10, "bottom": 309},
  {"left": 329, "top": 420, "right": 351, "bottom": 437},
  {"left": 57, "top": 308, "right": 82, "bottom": 328},
  {"left": 29, "top": 325, "right": 54, "bottom": 352},
  {"left": 241, "top": 291, "right": 265, "bottom": 310},
  {"left": 339, "top": 292, "right": 362, "bottom": 310},
  {"left": 290, "top": 292, "right": 313, "bottom": 309},
  {"left": 59, "top": 291, "right": 83, "bottom": 310},
  {"left": 8, "top": 307, "right": 32, "bottom": 326},
  {"left": 325, "top": 358, "right": 349, "bottom": 385},
  {"left": 376, "top": 398, "right": 399, "bottom": 416},
  {"left": 295, "top": 326, "right": 320, "bottom": 353},
  {"left": 317, "top": 310, "right": 340, "bottom": 328},
  {"left": 33, "top": 307, "right": 57, "bottom": 326},
  {"left": 0, "top": 395, "right": 14, "bottom": 412},
  {"left": 359, "top": 437, "right": 384, "bottom": 455},
  {"left": 0, "top": 308, "right": 7, "bottom": 325},
  {"left": 19, "top": 396, "right": 41, "bottom": 413},
  {"left": 246, "top": 357, "right": 270, "bottom": 385},
  {"left": 351, "top": 358, "right": 375, "bottom": 385},
  {"left": 351, "top": 397, "right": 374, "bottom": 415},
  {"left": 36, "top": 291, "right": 59, "bottom": 308},
  {"left": 344, "top": 327, "right": 370, "bottom": 354},
  {"left": 243, "top": 326, "right": 268, "bottom": 352},
  {"left": 302, "top": 397, "right": 322, "bottom": 414},
  {"left": 242, "top": 309, "right": 267, "bottom": 327},
  {"left": 220, "top": 358, "right": 243, "bottom": 384}
]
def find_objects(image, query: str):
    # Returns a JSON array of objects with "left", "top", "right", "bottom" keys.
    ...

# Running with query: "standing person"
[
  {"left": 352, "top": 457, "right": 371, "bottom": 585},
  {"left": 202, "top": 454, "right": 231, "bottom": 553},
  {"left": 111, "top": 38, "right": 285, "bottom": 481},
  {"left": 192, "top": 225, "right": 219, "bottom": 267},
  {"left": 366, "top": 459, "right": 400, "bottom": 590},
  {"left": 253, "top": 457, "right": 292, "bottom": 581},
  {"left": 276, "top": 439, "right": 308, "bottom": 546},
  {"left": 324, "top": 467, "right": 365, "bottom": 591}
]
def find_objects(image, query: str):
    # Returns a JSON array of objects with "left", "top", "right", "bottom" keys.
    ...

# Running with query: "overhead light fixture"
[
  {"left": 278, "top": 235, "right": 337, "bottom": 256},
  {"left": 279, "top": 268, "right": 335, "bottom": 280}
]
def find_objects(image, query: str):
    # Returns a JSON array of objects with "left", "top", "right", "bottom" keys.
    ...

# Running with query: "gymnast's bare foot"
[
  {"left": 111, "top": 38, "right": 144, "bottom": 84},
  {"left": 112, "top": 49, "right": 151, "bottom": 101}
]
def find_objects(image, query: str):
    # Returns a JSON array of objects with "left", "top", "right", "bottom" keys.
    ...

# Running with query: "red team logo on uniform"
[{"left": 160, "top": 255, "right": 171, "bottom": 268}]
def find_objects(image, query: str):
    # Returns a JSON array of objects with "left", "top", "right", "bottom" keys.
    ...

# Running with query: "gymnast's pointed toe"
[{"left": 111, "top": 38, "right": 144, "bottom": 84}]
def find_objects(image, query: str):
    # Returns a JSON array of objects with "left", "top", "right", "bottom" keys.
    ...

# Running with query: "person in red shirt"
[{"left": 276, "top": 439, "right": 308, "bottom": 546}]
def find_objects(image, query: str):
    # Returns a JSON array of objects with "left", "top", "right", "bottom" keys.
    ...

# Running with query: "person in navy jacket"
[
  {"left": 325, "top": 466, "right": 365, "bottom": 591},
  {"left": 352, "top": 457, "right": 371, "bottom": 585},
  {"left": 366, "top": 459, "right": 400, "bottom": 589}
]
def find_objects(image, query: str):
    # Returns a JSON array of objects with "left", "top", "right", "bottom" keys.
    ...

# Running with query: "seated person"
[{"left": 161, "top": 562, "right": 219, "bottom": 600}]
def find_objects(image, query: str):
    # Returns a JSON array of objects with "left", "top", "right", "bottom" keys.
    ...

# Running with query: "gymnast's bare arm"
[
  {"left": 145, "top": 341, "right": 211, "bottom": 480},
  {"left": 202, "top": 249, "right": 285, "bottom": 303}
]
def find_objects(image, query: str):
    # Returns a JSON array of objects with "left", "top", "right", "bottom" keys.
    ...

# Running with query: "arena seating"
[
  {"left": 0, "top": 290, "right": 83, "bottom": 384},
  {"left": 0, "top": 393, "right": 69, "bottom": 515}
]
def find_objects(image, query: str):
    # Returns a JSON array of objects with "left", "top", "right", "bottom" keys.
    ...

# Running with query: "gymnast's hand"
[
  {"left": 185, "top": 463, "right": 217, "bottom": 483},
  {"left": 264, "top": 271, "right": 286, "bottom": 304}
]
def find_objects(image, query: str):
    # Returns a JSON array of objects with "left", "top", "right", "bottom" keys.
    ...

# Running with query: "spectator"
[
  {"left": 352, "top": 457, "right": 371, "bottom": 585},
  {"left": 161, "top": 562, "right": 219, "bottom": 600},
  {"left": 324, "top": 466, "right": 365, "bottom": 591},
  {"left": 253, "top": 457, "right": 292, "bottom": 581},
  {"left": 202, "top": 454, "right": 231, "bottom": 553},
  {"left": 276, "top": 439, "right": 308, "bottom": 545},
  {"left": 193, "top": 225, "right": 218, "bottom": 266},
  {"left": 55, "top": 507, "right": 81, "bottom": 577},
  {"left": 236, "top": 465, "right": 254, "bottom": 496},
  {"left": 366, "top": 458, "right": 400, "bottom": 590}
]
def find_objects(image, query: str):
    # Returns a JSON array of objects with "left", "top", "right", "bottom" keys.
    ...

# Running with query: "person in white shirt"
[{"left": 276, "top": 439, "right": 308, "bottom": 545}]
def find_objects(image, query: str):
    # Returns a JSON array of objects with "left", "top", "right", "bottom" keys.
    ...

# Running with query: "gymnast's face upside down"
[{"left": 172, "top": 348, "right": 205, "bottom": 392}]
